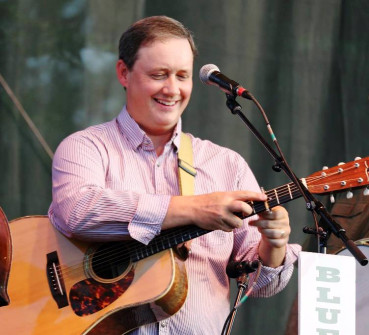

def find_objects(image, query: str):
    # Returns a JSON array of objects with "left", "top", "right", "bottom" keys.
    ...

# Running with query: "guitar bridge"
[{"left": 46, "top": 251, "right": 69, "bottom": 308}]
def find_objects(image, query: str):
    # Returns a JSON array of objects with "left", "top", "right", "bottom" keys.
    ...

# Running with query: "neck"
[{"left": 149, "top": 133, "right": 172, "bottom": 156}]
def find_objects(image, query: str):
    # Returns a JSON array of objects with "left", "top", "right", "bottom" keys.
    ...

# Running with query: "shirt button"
[{"left": 161, "top": 321, "right": 167, "bottom": 327}]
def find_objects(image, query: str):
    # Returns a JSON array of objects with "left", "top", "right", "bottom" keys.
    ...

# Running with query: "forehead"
[{"left": 135, "top": 38, "right": 194, "bottom": 70}]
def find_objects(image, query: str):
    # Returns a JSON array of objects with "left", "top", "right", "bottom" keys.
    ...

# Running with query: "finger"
[
  {"left": 258, "top": 228, "right": 289, "bottom": 248},
  {"left": 219, "top": 213, "right": 244, "bottom": 231},
  {"left": 231, "top": 201, "right": 254, "bottom": 219},
  {"left": 260, "top": 228, "right": 289, "bottom": 239},
  {"left": 264, "top": 237, "right": 288, "bottom": 248},
  {"left": 259, "top": 206, "right": 288, "bottom": 220},
  {"left": 233, "top": 190, "right": 268, "bottom": 202},
  {"left": 250, "top": 218, "right": 290, "bottom": 231}
]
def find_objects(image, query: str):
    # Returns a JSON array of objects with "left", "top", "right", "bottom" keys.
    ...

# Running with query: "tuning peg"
[
  {"left": 330, "top": 193, "right": 335, "bottom": 203},
  {"left": 337, "top": 162, "right": 346, "bottom": 173},
  {"left": 321, "top": 166, "right": 328, "bottom": 177},
  {"left": 354, "top": 157, "right": 362, "bottom": 168},
  {"left": 364, "top": 187, "right": 369, "bottom": 196},
  {"left": 346, "top": 190, "right": 353, "bottom": 199}
]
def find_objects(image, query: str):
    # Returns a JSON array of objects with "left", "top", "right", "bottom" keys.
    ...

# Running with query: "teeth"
[{"left": 157, "top": 99, "right": 176, "bottom": 106}]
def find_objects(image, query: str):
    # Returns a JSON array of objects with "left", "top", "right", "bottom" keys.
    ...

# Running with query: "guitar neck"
[{"left": 130, "top": 181, "right": 302, "bottom": 262}]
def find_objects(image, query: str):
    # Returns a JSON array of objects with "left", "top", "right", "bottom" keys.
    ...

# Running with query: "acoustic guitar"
[
  {"left": 1, "top": 157, "right": 368, "bottom": 334},
  {"left": 0, "top": 207, "right": 11, "bottom": 306}
]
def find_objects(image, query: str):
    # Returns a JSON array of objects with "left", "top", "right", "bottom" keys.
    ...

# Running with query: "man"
[{"left": 49, "top": 16, "right": 300, "bottom": 334}]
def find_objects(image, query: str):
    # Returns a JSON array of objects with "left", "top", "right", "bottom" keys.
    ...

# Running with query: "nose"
[{"left": 162, "top": 75, "right": 180, "bottom": 96}]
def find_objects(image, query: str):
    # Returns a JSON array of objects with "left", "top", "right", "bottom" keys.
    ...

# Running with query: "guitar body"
[
  {"left": 1, "top": 216, "right": 187, "bottom": 334},
  {"left": 0, "top": 207, "right": 11, "bottom": 306}
]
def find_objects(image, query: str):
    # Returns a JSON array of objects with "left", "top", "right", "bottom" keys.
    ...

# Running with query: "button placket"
[{"left": 159, "top": 320, "right": 169, "bottom": 334}]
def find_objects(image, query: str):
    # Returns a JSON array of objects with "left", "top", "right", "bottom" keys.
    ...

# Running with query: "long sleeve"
[{"left": 49, "top": 114, "right": 172, "bottom": 243}]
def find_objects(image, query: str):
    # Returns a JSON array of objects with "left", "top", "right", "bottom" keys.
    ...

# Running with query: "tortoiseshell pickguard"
[{"left": 69, "top": 269, "right": 135, "bottom": 316}]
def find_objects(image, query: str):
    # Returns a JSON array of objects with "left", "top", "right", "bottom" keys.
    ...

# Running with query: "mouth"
[{"left": 154, "top": 98, "right": 178, "bottom": 107}]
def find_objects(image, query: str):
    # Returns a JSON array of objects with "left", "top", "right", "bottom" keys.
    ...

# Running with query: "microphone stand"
[
  {"left": 225, "top": 94, "right": 368, "bottom": 266},
  {"left": 303, "top": 226, "right": 330, "bottom": 254},
  {"left": 224, "top": 273, "right": 249, "bottom": 335},
  {"left": 222, "top": 261, "right": 259, "bottom": 335}
]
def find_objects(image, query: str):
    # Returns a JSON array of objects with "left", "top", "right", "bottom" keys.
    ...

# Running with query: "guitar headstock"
[{"left": 304, "top": 157, "right": 369, "bottom": 195}]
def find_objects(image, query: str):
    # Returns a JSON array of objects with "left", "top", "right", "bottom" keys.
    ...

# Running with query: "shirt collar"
[{"left": 116, "top": 106, "right": 182, "bottom": 152}]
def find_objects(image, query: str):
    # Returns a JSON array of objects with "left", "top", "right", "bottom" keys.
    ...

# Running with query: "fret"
[
  {"left": 131, "top": 248, "right": 141, "bottom": 263},
  {"left": 274, "top": 188, "right": 280, "bottom": 204},
  {"left": 250, "top": 200, "right": 256, "bottom": 214},
  {"left": 287, "top": 183, "right": 293, "bottom": 199}
]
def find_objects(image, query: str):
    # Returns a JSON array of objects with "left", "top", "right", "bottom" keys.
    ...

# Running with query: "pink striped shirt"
[{"left": 49, "top": 106, "right": 300, "bottom": 334}]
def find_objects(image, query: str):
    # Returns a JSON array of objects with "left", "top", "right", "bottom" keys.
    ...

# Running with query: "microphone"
[
  {"left": 199, "top": 64, "right": 252, "bottom": 100},
  {"left": 226, "top": 260, "right": 259, "bottom": 278}
]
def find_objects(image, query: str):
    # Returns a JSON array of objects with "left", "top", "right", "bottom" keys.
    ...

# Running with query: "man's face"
[{"left": 117, "top": 38, "right": 194, "bottom": 138}]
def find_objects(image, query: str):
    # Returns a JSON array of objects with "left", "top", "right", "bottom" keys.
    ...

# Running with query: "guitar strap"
[
  {"left": 178, "top": 132, "right": 197, "bottom": 196},
  {"left": 176, "top": 132, "right": 197, "bottom": 258}
]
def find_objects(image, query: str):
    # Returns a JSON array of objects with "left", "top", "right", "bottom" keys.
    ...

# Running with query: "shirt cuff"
[
  {"left": 128, "top": 193, "right": 171, "bottom": 245},
  {"left": 250, "top": 243, "right": 301, "bottom": 297}
]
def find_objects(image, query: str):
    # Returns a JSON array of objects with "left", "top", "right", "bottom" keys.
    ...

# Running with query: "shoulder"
[
  {"left": 186, "top": 133, "right": 247, "bottom": 166},
  {"left": 59, "top": 119, "right": 118, "bottom": 146},
  {"left": 185, "top": 133, "right": 256, "bottom": 182},
  {"left": 184, "top": 133, "right": 258, "bottom": 191},
  {"left": 54, "top": 119, "right": 119, "bottom": 159}
]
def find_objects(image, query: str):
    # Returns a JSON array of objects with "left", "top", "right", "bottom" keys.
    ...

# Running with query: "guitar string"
[{"left": 54, "top": 166, "right": 363, "bottom": 278}]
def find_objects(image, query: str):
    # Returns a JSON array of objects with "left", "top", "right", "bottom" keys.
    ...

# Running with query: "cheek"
[
  {"left": 183, "top": 82, "right": 193, "bottom": 98},
  {"left": 142, "top": 82, "right": 164, "bottom": 97},
  {"left": 128, "top": 74, "right": 159, "bottom": 95}
]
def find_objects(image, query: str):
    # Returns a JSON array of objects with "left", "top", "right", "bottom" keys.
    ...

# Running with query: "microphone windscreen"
[{"left": 199, "top": 64, "right": 219, "bottom": 84}]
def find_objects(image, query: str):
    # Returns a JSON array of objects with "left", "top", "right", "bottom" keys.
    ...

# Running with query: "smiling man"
[
  {"left": 116, "top": 36, "right": 193, "bottom": 155},
  {"left": 49, "top": 16, "right": 300, "bottom": 334}
]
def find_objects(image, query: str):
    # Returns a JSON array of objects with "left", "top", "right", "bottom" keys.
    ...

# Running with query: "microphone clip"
[
  {"left": 226, "top": 260, "right": 260, "bottom": 279},
  {"left": 225, "top": 94, "right": 242, "bottom": 115}
]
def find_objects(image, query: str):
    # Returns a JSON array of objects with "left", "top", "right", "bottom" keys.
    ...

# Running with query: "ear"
[{"left": 116, "top": 59, "right": 129, "bottom": 88}]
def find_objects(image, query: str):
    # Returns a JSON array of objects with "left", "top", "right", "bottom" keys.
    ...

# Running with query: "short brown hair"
[{"left": 118, "top": 16, "right": 198, "bottom": 70}]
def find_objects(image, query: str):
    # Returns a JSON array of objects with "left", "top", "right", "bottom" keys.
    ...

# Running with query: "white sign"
[{"left": 298, "top": 251, "right": 356, "bottom": 335}]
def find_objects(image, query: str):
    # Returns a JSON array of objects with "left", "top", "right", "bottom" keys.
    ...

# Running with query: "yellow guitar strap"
[
  {"left": 176, "top": 132, "right": 196, "bottom": 257},
  {"left": 178, "top": 132, "right": 197, "bottom": 196}
]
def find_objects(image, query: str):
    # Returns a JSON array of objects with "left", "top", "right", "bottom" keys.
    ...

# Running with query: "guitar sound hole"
[{"left": 91, "top": 242, "right": 131, "bottom": 280}]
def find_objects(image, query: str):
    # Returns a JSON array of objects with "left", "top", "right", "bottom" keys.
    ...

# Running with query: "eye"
[
  {"left": 177, "top": 73, "right": 190, "bottom": 81},
  {"left": 150, "top": 73, "right": 167, "bottom": 80}
]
